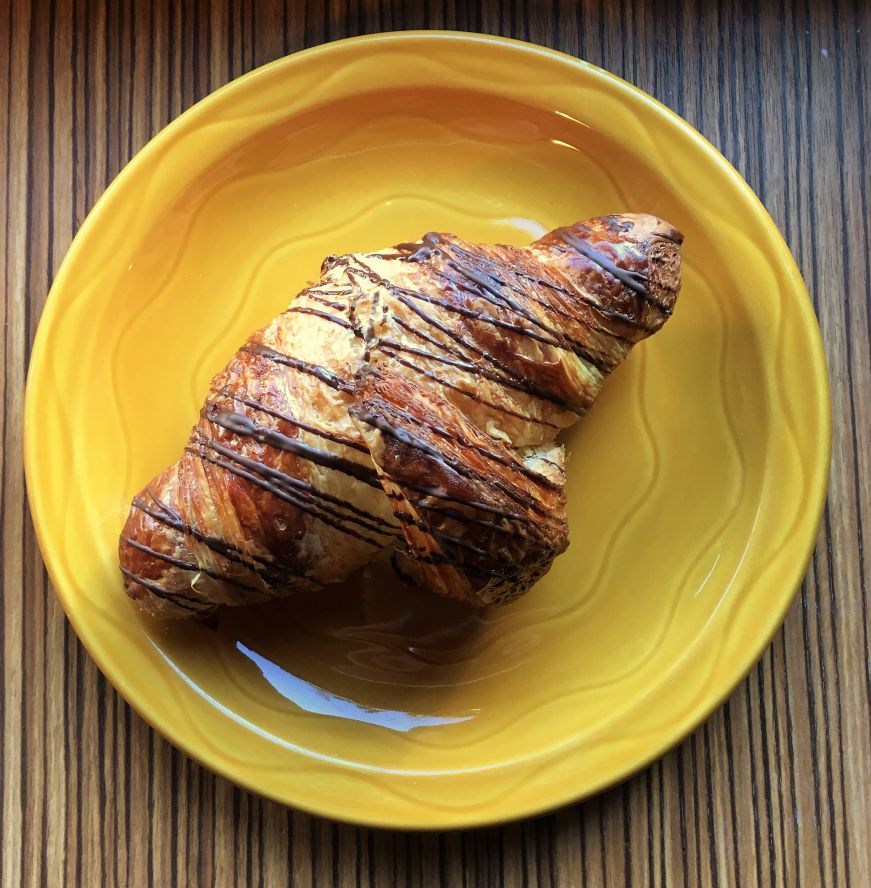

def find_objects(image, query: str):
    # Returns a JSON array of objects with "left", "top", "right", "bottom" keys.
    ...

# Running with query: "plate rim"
[{"left": 24, "top": 30, "right": 832, "bottom": 829}]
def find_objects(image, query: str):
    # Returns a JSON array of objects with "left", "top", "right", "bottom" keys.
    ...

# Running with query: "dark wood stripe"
[
  {"left": 688, "top": 735, "right": 703, "bottom": 887},
  {"left": 830, "top": 7, "right": 866, "bottom": 885},
  {"left": 722, "top": 703, "right": 744, "bottom": 887},
  {"left": 674, "top": 745, "right": 690, "bottom": 888},
  {"left": 743, "top": 674, "right": 767, "bottom": 888},
  {"left": 702, "top": 724, "right": 720, "bottom": 888},
  {"left": 850, "top": 0, "right": 871, "bottom": 738},
  {"left": 801, "top": 571, "right": 830, "bottom": 887}
]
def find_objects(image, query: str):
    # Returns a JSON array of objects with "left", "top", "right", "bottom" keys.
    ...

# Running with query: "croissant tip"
[{"left": 602, "top": 213, "right": 684, "bottom": 245}]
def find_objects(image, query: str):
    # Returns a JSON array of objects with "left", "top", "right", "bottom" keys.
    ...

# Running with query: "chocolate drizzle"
[
  {"left": 414, "top": 500, "right": 523, "bottom": 533},
  {"left": 397, "top": 232, "right": 644, "bottom": 336},
  {"left": 300, "top": 292, "right": 349, "bottom": 311},
  {"left": 119, "top": 566, "right": 203, "bottom": 612},
  {"left": 131, "top": 491, "right": 288, "bottom": 583},
  {"left": 368, "top": 396, "right": 561, "bottom": 491},
  {"left": 355, "top": 406, "right": 555, "bottom": 520},
  {"left": 388, "top": 317, "right": 559, "bottom": 427},
  {"left": 384, "top": 481, "right": 529, "bottom": 523},
  {"left": 437, "top": 241, "right": 616, "bottom": 371},
  {"left": 242, "top": 342, "right": 354, "bottom": 393},
  {"left": 387, "top": 231, "right": 442, "bottom": 262},
  {"left": 205, "top": 408, "right": 380, "bottom": 488},
  {"left": 193, "top": 439, "right": 394, "bottom": 547},
  {"left": 286, "top": 305, "right": 358, "bottom": 333},
  {"left": 121, "top": 536, "right": 262, "bottom": 593},
  {"left": 513, "top": 267, "right": 643, "bottom": 336},
  {"left": 557, "top": 228, "right": 672, "bottom": 316},
  {"left": 408, "top": 486, "right": 530, "bottom": 521},
  {"left": 217, "top": 387, "right": 369, "bottom": 453},
  {"left": 347, "top": 262, "right": 587, "bottom": 413},
  {"left": 390, "top": 235, "right": 626, "bottom": 363}
]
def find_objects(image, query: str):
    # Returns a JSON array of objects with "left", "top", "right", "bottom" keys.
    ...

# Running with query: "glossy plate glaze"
[{"left": 24, "top": 33, "right": 830, "bottom": 828}]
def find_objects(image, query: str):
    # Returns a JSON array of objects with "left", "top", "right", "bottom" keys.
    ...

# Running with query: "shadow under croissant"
[{"left": 144, "top": 558, "right": 496, "bottom": 733}]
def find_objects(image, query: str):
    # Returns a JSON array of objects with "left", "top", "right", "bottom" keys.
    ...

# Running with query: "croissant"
[{"left": 119, "top": 214, "right": 682, "bottom": 618}]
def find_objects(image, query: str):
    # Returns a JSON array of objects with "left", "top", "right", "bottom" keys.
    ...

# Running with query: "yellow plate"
[{"left": 24, "top": 32, "right": 830, "bottom": 828}]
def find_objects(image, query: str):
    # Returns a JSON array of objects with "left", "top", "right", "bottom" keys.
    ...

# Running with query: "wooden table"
[{"left": 2, "top": 1, "right": 869, "bottom": 885}]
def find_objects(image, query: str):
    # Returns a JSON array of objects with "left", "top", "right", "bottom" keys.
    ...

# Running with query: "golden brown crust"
[
  {"left": 351, "top": 371, "right": 567, "bottom": 605},
  {"left": 119, "top": 213, "right": 683, "bottom": 617}
]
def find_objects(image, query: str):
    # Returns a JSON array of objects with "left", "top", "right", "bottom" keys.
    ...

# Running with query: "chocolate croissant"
[{"left": 119, "top": 214, "right": 682, "bottom": 618}]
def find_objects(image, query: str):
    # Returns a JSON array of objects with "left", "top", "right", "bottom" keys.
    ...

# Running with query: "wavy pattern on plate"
[{"left": 24, "top": 33, "right": 830, "bottom": 827}]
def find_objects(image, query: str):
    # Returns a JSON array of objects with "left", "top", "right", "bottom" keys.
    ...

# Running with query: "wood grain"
[{"left": 2, "top": 1, "right": 869, "bottom": 885}]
